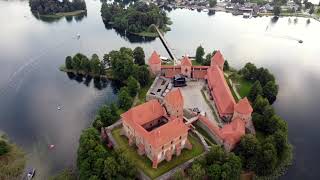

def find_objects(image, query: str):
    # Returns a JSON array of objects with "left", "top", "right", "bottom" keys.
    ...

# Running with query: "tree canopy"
[
  {"left": 29, "top": 0, "right": 86, "bottom": 15},
  {"left": 195, "top": 45, "right": 205, "bottom": 64},
  {"left": 77, "top": 128, "right": 136, "bottom": 180},
  {"left": 64, "top": 53, "right": 105, "bottom": 76},
  {"left": 133, "top": 47, "right": 145, "bottom": 65}
]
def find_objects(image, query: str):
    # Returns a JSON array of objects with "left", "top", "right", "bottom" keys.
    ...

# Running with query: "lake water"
[{"left": 1, "top": 0, "right": 320, "bottom": 179}]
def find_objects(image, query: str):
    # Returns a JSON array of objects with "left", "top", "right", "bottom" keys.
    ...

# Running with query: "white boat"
[
  {"left": 27, "top": 168, "right": 35, "bottom": 180},
  {"left": 57, "top": 105, "right": 61, "bottom": 110}
]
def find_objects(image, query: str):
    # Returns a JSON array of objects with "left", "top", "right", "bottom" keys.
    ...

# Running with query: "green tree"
[
  {"left": 241, "top": 62, "right": 257, "bottom": 81},
  {"left": 127, "top": 76, "right": 139, "bottom": 97},
  {"left": 103, "top": 53, "right": 111, "bottom": 67},
  {"left": 248, "top": 80, "right": 263, "bottom": 102},
  {"left": 0, "top": 140, "right": 9, "bottom": 156},
  {"left": 90, "top": 54, "right": 102, "bottom": 75},
  {"left": 256, "top": 67, "right": 275, "bottom": 87},
  {"left": 110, "top": 48, "right": 134, "bottom": 82},
  {"left": 133, "top": 47, "right": 145, "bottom": 65},
  {"left": 135, "top": 65, "right": 150, "bottom": 87},
  {"left": 118, "top": 87, "right": 133, "bottom": 110},
  {"left": 98, "top": 105, "right": 117, "bottom": 126},
  {"left": 72, "top": 54, "right": 83, "bottom": 72},
  {"left": 81, "top": 55, "right": 91, "bottom": 73},
  {"left": 224, "top": 60, "right": 230, "bottom": 71},
  {"left": 226, "top": 153, "right": 242, "bottom": 180},
  {"left": 253, "top": 95, "right": 269, "bottom": 114},
  {"left": 65, "top": 56, "right": 73, "bottom": 69},
  {"left": 236, "top": 134, "right": 259, "bottom": 170},
  {"left": 206, "top": 145, "right": 225, "bottom": 165},
  {"left": 207, "top": 164, "right": 221, "bottom": 179},
  {"left": 263, "top": 81, "right": 278, "bottom": 104},
  {"left": 188, "top": 163, "right": 205, "bottom": 180},
  {"left": 209, "top": 0, "right": 217, "bottom": 7},
  {"left": 110, "top": 103, "right": 120, "bottom": 121},
  {"left": 272, "top": 130, "right": 288, "bottom": 155},
  {"left": 254, "top": 143, "right": 278, "bottom": 175},
  {"left": 195, "top": 45, "right": 205, "bottom": 64},
  {"left": 273, "top": 6, "right": 281, "bottom": 16}
]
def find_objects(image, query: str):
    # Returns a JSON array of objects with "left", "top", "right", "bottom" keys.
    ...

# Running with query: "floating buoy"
[{"left": 48, "top": 144, "right": 55, "bottom": 149}]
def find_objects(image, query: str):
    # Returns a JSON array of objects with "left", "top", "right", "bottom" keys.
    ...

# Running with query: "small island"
[
  {"left": 29, "top": 0, "right": 86, "bottom": 18},
  {"left": 70, "top": 46, "right": 292, "bottom": 179},
  {"left": 101, "top": 1, "right": 171, "bottom": 37}
]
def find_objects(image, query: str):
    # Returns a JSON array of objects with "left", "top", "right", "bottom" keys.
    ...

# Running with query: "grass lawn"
[
  {"left": 112, "top": 127, "right": 204, "bottom": 179},
  {"left": 236, "top": 77, "right": 253, "bottom": 98}
]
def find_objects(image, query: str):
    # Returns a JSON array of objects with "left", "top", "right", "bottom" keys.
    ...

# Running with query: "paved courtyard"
[{"left": 174, "top": 80, "right": 219, "bottom": 126}]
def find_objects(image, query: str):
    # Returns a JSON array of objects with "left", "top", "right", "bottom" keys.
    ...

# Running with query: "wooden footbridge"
[{"left": 151, "top": 25, "right": 178, "bottom": 63}]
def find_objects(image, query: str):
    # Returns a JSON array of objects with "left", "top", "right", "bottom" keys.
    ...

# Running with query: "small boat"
[
  {"left": 298, "top": 40, "right": 303, "bottom": 43},
  {"left": 27, "top": 168, "right": 35, "bottom": 180},
  {"left": 76, "top": 34, "right": 80, "bottom": 40},
  {"left": 49, "top": 144, "right": 55, "bottom": 149},
  {"left": 57, "top": 105, "right": 61, "bottom": 110}
]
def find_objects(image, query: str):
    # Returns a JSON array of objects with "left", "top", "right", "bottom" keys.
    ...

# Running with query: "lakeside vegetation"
[
  {"left": 0, "top": 134, "right": 26, "bottom": 180},
  {"left": 29, "top": 0, "right": 86, "bottom": 17},
  {"left": 101, "top": 1, "right": 171, "bottom": 37}
]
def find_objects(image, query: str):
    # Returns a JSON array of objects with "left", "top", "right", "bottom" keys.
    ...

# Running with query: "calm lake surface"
[{"left": 1, "top": 0, "right": 320, "bottom": 179}]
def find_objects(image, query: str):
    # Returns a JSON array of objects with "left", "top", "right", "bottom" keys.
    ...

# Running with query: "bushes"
[{"left": 0, "top": 140, "right": 9, "bottom": 156}]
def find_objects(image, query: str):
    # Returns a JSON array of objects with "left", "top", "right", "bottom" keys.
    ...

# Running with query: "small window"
[
  {"left": 162, "top": 146, "right": 164, "bottom": 150},
  {"left": 171, "top": 141, "right": 173, "bottom": 144},
  {"left": 179, "top": 136, "right": 182, "bottom": 140}
]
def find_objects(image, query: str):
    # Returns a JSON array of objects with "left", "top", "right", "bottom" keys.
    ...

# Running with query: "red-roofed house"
[
  {"left": 207, "top": 65, "right": 235, "bottom": 118},
  {"left": 148, "top": 51, "right": 161, "bottom": 75},
  {"left": 211, "top": 50, "right": 225, "bottom": 70},
  {"left": 121, "top": 96, "right": 191, "bottom": 168}
]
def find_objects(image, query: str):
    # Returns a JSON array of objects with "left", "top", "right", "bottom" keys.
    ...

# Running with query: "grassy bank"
[
  {"left": 40, "top": 10, "right": 86, "bottom": 18},
  {"left": 0, "top": 138, "right": 26, "bottom": 180},
  {"left": 111, "top": 127, "right": 204, "bottom": 179}
]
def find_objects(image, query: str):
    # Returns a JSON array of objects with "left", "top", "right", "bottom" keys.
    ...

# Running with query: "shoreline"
[
  {"left": 59, "top": 66, "right": 112, "bottom": 79},
  {"left": 37, "top": 10, "right": 86, "bottom": 18}
]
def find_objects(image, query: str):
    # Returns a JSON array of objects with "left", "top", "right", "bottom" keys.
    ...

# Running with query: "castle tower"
[
  {"left": 181, "top": 56, "right": 192, "bottom": 78},
  {"left": 163, "top": 88, "right": 184, "bottom": 118},
  {"left": 233, "top": 97, "right": 253, "bottom": 121},
  {"left": 148, "top": 51, "right": 161, "bottom": 75},
  {"left": 210, "top": 50, "right": 225, "bottom": 71}
]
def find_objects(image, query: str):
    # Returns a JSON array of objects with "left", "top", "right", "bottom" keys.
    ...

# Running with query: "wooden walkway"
[{"left": 152, "top": 25, "right": 178, "bottom": 63}]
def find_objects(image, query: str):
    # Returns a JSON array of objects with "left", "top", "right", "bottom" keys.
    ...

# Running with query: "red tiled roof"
[
  {"left": 211, "top": 50, "right": 224, "bottom": 67},
  {"left": 164, "top": 88, "right": 184, "bottom": 109},
  {"left": 161, "top": 65, "right": 181, "bottom": 69},
  {"left": 181, "top": 56, "right": 192, "bottom": 66},
  {"left": 149, "top": 51, "right": 161, "bottom": 64},
  {"left": 207, "top": 65, "right": 235, "bottom": 116},
  {"left": 198, "top": 115, "right": 246, "bottom": 150},
  {"left": 150, "top": 118, "right": 189, "bottom": 148},
  {"left": 234, "top": 98, "right": 253, "bottom": 114},
  {"left": 121, "top": 99, "right": 164, "bottom": 125},
  {"left": 220, "top": 118, "right": 246, "bottom": 146}
]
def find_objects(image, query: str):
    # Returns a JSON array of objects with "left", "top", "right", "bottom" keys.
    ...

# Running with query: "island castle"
[{"left": 120, "top": 50, "right": 255, "bottom": 168}]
